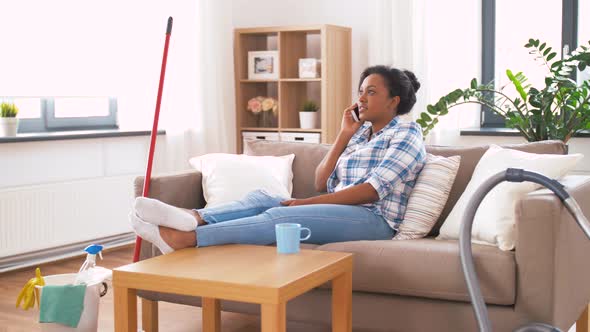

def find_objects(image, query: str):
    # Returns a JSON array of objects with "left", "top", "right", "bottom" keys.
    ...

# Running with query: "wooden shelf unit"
[{"left": 234, "top": 24, "right": 351, "bottom": 152}]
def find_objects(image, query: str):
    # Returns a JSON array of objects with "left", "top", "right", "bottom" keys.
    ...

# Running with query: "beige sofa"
[{"left": 134, "top": 139, "right": 590, "bottom": 332}]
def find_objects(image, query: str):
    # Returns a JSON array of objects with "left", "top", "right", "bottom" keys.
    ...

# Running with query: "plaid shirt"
[{"left": 327, "top": 117, "right": 426, "bottom": 231}]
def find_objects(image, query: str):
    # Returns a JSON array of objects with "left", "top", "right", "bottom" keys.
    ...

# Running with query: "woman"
[{"left": 130, "top": 65, "right": 427, "bottom": 254}]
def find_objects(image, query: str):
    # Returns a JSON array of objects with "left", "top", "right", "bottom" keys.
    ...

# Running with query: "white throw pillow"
[
  {"left": 189, "top": 153, "right": 295, "bottom": 208},
  {"left": 395, "top": 154, "right": 461, "bottom": 240},
  {"left": 437, "top": 144, "right": 583, "bottom": 250}
]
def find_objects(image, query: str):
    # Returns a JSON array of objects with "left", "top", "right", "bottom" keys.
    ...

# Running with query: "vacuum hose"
[{"left": 459, "top": 168, "right": 590, "bottom": 332}]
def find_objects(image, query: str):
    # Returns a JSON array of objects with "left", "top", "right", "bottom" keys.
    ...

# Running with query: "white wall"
[{"left": 0, "top": 135, "right": 170, "bottom": 256}]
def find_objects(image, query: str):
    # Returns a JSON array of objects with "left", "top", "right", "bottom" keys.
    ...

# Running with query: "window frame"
[
  {"left": 45, "top": 97, "right": 118, "bottom": 131},
  {"left": 7, "top": 96, "right": 118, "bottom": 133},
  {"left": 481, "top": 0, "right": 578, "bottom": 127}
]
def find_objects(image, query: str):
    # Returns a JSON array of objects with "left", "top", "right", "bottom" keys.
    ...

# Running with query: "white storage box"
[
  {"left": 242, "top": 131, "right": 280, "bottom": 146},
  {"left": 280, "top": 132, "right": 320, "bottom": 144}
]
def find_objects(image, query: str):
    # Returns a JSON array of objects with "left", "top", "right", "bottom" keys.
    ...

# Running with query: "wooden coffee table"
[{"left": 113, "top": 244, "right": 353, "bottom": 332}]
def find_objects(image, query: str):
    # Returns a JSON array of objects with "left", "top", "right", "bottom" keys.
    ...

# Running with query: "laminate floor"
[{"left": 0, "top": 245, "right": 328, "bottom": 332}]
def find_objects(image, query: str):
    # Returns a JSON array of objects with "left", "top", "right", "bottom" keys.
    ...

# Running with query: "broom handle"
[{"left": 133, "top": 17, "right": 173, "bottom": 263}]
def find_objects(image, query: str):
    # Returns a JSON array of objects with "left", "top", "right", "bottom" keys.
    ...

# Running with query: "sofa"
[{"left": 133, "top": 139, "right": 590, "bottom": 332}]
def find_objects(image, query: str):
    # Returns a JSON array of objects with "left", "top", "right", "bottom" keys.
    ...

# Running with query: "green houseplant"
[
  {"left": 416, "top": 39, "right": 590, "bottom": 143},
  {"left": 0, "top": 102, "right": 19, "bottom": 137},
  {"left": 300, "top": 100, "right": 319, "bottom": 129}
]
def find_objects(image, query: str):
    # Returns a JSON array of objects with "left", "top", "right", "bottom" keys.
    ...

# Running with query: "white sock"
[
  {"left": 129, "top": 212, "right": 174, "bottom": 254},
  {"left": 133, "top": 197, "right": 198, "bottom": 232}
]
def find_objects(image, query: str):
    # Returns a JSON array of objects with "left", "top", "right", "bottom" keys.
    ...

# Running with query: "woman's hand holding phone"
[
  {"left": 351, "top": 105, "right": 361, "bottom": 122},
  {"left": 340, "top": 103, "right": 363, "bottom": 138}
]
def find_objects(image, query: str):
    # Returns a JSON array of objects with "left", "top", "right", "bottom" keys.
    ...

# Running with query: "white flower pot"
[
  {"left": 299, "top": 111, "right": 319, "bottom": 129},
  {"left": 0, "top": 118, "right": 18, "bottom": 137}
]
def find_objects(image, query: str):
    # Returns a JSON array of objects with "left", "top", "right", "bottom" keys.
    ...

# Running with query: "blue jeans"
[{"left": 194, "top": 189, "right": 395, "bottom": 247}]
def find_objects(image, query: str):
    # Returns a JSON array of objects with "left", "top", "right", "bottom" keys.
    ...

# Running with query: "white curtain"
[
  {"left": 368, "top": 0, "right": 482, "bottom": 144},
  {"left": 368, "top": 0, "right": 428, "bottom": 126},
  {"left": 158, "top": 0, "right": 236, "bottom": 173}
]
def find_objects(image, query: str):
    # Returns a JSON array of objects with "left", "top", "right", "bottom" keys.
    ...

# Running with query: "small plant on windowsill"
[
  {"left": 0, "top": 102, "right": 19, "bottom": 137},
  {"left": 416, "top": 38, "right": 590, "bottom": 143},
  {"left": 300, "top": 100, "right": 319, "bottom": 129}
]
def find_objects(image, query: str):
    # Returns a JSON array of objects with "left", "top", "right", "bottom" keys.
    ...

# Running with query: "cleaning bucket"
[{"left": 35, "top": 273, "right": 108, "bottom": 332}]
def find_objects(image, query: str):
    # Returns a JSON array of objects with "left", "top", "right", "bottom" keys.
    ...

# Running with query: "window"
[
  {"left": 481, "top": 0, "right": 579, "bottom": 127},
  {"left": 579, "top": 0, "right": 590, "bottom": 84},
  {"left": 2, "top": 96, "right": 117, "bottom": 133}
]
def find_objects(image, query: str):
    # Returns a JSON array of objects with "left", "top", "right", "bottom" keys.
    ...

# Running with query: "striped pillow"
[{"left": 395, "top": 154, "right": 461, "bottom": 240}]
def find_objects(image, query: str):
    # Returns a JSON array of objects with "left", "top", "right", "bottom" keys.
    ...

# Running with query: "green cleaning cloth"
[{"left": 39, "top": 284, "right": 87, "bottom": 328}]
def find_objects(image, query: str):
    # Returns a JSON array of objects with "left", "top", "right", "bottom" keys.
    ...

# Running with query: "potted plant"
[
  {"left": 299, "top": 100, "right": 319, "bottom": 129},
  {"left": 416, "top": 38, "right": 590, "bottom": 143},
  {"left": 0, "top": 102, "right": 19, "bottom": 137}
]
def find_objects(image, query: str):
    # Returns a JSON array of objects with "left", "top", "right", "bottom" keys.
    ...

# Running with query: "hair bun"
[{"left": 403, "top": 70, "right": 421, "bottom": 92}]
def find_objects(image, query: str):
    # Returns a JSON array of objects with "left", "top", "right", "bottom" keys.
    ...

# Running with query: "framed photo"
[
  {"left": 299, "top": 58, "right": 321, "bottom": 78},
  {"left": 248, "top": 51, "right": 279, "bottom": 79}
]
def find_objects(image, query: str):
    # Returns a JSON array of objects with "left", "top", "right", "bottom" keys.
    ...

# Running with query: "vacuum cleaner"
[{"left": 460, "top": 168, "right": 590, "bottom": 332}]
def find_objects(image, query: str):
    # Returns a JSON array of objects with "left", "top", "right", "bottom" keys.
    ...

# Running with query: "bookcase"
[{"left": 234, "top": 25, "right": 351, "bottom": 152}]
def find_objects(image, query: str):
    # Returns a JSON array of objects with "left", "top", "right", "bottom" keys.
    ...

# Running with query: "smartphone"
[{"left": 351, "top": 105, "right": 360, "bottom": 122}]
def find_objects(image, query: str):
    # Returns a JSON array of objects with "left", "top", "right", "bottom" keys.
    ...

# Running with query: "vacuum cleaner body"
[{"left": 460, "top": 168, "right": 590, "bottom": 332}]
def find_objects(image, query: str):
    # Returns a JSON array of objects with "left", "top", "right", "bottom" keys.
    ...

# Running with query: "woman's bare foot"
[{"left": 158, "top": 226, "right": 197, "bottom": 250}]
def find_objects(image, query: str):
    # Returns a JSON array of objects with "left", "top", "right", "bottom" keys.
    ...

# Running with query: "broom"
[{"left": 133, "top": 16, "right": 173, "bottom": 263}]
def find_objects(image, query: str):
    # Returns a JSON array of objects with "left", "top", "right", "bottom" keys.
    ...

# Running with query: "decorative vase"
[
  {"left": 257, "top": 111, "right": 276, "bottom": 127},
  {"left": 0, "top": 118, "right": 18, "bottom": 137},
  {"left": 299, "top": 111, "right": 319, "bottom": 129}
]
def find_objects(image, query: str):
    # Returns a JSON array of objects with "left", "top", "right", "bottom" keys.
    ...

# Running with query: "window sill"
[
  {"left": 0, "top": 129, "right": 166, "bottom": 144},
  {"left": 460, "top": 127, "right": 590, "bottom": 138}
]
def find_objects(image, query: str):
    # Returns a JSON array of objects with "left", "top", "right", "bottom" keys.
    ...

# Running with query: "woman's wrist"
[
  {"left": 337, "top": 130, "right": 354, "bottom": 144},
  {"left": 301, "top": 197, "right": 315, "bottom": 205}
]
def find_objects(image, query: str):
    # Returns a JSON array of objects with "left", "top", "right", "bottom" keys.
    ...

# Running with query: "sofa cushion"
[
  {"left": 437, "top": 145, "right": 582, "bottom": 250},
  {"left": 425, "top": 140, "right": 566, "bottom": 235},
  {"left": 188, "top": 153, "right": 295, "bottom": 207},
  {"left": 316, "top": 238, "right": 515, "bottom": 305},
  {"left": 395, "top": 154, "right": 461, "bottom": 240},
  {"left": 244, "top": 140, "right": 332, "bottom": 199},
  {"left": 245, "top": 139, "right": 566, "bottom": 236}
]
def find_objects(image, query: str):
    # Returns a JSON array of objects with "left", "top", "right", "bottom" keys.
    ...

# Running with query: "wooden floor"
[{"left": 0, "top": 245, "right": 328, "bottom": 332}]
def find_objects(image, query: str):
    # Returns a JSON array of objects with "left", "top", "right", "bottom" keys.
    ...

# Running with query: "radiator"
[{"left": 0, "top": 175, "right": 136, "bottom": 258}]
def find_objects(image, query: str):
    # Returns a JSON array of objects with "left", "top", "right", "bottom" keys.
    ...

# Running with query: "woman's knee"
[
  {"left": 245, "top": 190, "right": 286, "bottom": 207},
  {"left": 263, "top": 206, "right": 290, "bottom": 219}
]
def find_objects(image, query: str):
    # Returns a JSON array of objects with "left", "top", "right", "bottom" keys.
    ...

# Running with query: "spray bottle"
[{"left": 74, "top": 244, "right": 112, "bottom": 285}]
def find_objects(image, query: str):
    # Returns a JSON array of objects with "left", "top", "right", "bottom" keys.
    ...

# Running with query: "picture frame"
[
  {"left": 298, "top": 58, "right": 321, "bottom": 78},
  {"left": 248, "top": 51, "right": 279, "bottom": 80}
]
